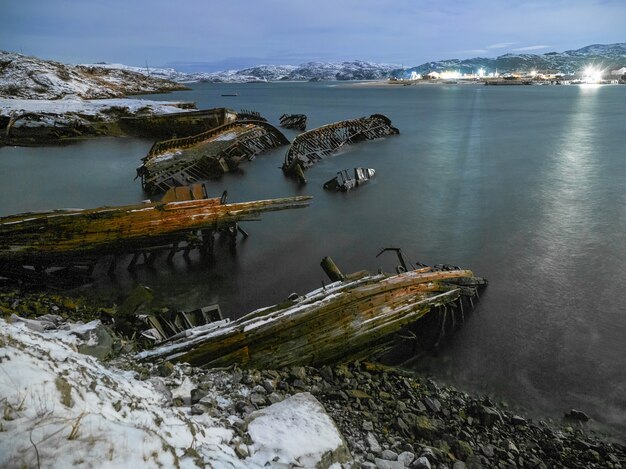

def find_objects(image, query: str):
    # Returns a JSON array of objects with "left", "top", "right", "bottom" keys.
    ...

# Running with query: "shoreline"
[{"left": 1, "top": 290, "right": 625, "bottom": 468}]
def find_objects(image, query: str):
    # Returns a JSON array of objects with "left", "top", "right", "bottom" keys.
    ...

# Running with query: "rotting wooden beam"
[
  {"left": 138, "top": 266, "right": 486, "bottom": 368},
  {"left": 282, "top": 114, "right": 399, "bottom": 183},
  {"left": 0, "top": 183, "right": 311, "bottom": 275},
  {"left": 279, "top": 114, "right": 307, "bottom": 131}
]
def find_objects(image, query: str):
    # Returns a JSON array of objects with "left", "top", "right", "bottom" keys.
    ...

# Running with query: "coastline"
[{"left": 1, "top": 291, "right": 625, "bottom": 467}]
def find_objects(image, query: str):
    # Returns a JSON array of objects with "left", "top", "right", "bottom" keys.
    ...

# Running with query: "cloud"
[
  {"left": 512, "top": 45, "right": 552, "bottom": 51},
  {"left": 486, "top": 42, "right": 516, "bottom": 49}
]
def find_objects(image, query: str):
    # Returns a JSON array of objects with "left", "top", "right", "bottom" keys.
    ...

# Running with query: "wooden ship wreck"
[
  {"left": 0, "top": 183, "right": 311, "bottom": 284},
  {"left": 136, "top": 119, "right": 289, "bottom": 195},
  {"left": 279, "top": 113, "right": 307, "bottom": 131},
  {"left": 282, "top": 114, "right": 399, "bottom": 184},
  {"left": 139, "top": 255, "right": 487, "bottom": 368},
  {"left": 323, "top": 167, "right": 376, "bottom": 192}
]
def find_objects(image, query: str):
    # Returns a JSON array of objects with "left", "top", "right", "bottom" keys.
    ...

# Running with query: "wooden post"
[{"left": 321, "top": 256, "right": 344, "bottom": 282}]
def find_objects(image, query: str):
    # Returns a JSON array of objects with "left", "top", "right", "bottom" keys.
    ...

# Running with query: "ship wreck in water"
[
  {"left": 0, "top": 183, "right": 311, "bottom": 284},
  {"left": 279, "top": 113, "right": 307, "bottom": 131},
  {"left": 282, "top": 114, "right": 399, "bottom": 184},
  {"left": 137, "top": 119, "right": 289, "bottom": 195},
  {"left": 139, "top": 254, "right": 486, "bottom": 368},
  {"left": 323, "top": 167, "right": 376, "bottom": 192}
]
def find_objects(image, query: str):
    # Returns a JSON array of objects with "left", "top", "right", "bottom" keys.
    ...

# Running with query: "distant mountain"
[
  {"left": 87, "top": 61, "right": 400, "bottom": 83},
  {"left": 0, "top": 51, "right": 186, "bottom": 99},
  {"left": 397, "top": 43, "right": 626, "bottom": 77}
]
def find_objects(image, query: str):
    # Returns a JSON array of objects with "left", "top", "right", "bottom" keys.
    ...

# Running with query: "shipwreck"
[
  {"left": 137, "top": 120, "right": 289, "bottom": 195},
  {"left": 279, "top": 113, "right": 307, "bottom": 131},
  {"left": 139, "top": 254, "right": 486, "bottom": 368},
  {"left": 0, "top": 183, "right": 311, "bottom": 284},
  {"left": 282, "top": 114, "right": 399, "bottom": 184},
  {"left": 323, "top": 167, "right": 376, "bottom": 192}
]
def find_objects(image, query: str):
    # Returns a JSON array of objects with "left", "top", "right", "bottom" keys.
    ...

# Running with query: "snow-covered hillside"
[
  {"left": 400, "top": 43, "right": 626, "bottom": 77},
  {"left": 0, "top": 51, "right": 187, "bottom": 99},
  {"left": 85, "top": 60, "right": 400, "bottom": 83}
]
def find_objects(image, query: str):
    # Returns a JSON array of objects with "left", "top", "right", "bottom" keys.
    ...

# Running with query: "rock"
[
  {"left": 413, "top": 415, "right": 439, "bottom": 440},
  {"left": 246, "top": 392, "right": 352, "bottom": 468},
  {"left": 250, "top": 393, "right": 266, "bottom": 406},
  {"left": 190, "top": 388, "right": 208, "bottom": 405},
  {"left": 452, "top": 462, "right": 466, "bottom": 469},
  {"left": 374, "top": 458, "right": 405, "bottom": 469},
  {"left": 190, "top": 404, "right": 206, "bottom": 415},
  {"left": 422, "top": 397, "right": 441, "bottom": 413},
  {"left": 414, "top": 456, "right": 432, "bottom": 469},
  {"left": 261, "top": 379, "right": 275, "bottom": 393},
  {"left": 397, "top": 451, "right": 415, "bottom": 466},
  {"left": 252, "top": 384, "right": 267, "bottom": 395},
  {"left": 510, "top": 415, "right": 526, "bottom": 426},
  {"left": 320, "top": 366, "right": 334, "bottom": 383},
  {"left": 77, "top": 324, "right": 115, "bottom": 360},
  {"left": 381, "top": 449, "right": 398, "bottom": 460},
  {"left": 363, "top": 420, "right": 374, "bottom": 431},
  {"left": 477, "top": 405, "right": 500, "bottom": 427},
  {"left": 157, "top": 361, "right": 175, "bottom": 377},
  {"left": 480, "top": 444, "right": 495, "bottom": 458},
  {"left": 267, "top": 392, "right": 284, "bottom": 404},
  {"left": 347, "top": 389, "right": 372, "bottom": 399},
  {"left": 564, "top": 409, "right": 590, "bottom": 422},
  {"left": 290, "top": 366, "right": 307, "bottom": 381},
  {"left": 452, "top": 440, "right": 473, "bottom": 461},
  {"left": 367, "top": 432, "right": 383, "bottom": 454}
]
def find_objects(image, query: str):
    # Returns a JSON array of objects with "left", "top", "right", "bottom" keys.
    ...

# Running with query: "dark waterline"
[{"left": 1, "top": 82, "right": 625, "bottom": 435}]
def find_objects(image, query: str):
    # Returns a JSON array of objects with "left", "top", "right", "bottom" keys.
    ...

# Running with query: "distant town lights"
[{"left": 582, "top": 66, "right": 603, "bottom": 83}]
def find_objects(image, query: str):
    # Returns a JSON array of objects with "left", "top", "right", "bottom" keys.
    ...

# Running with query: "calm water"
[{"left": 1, "top": 82, "right": 625, "bottom": 435}]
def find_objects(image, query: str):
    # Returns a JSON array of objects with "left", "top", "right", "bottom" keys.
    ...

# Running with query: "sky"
[{"left": 1, "top": 0, "right": 624, "bottom": 71}]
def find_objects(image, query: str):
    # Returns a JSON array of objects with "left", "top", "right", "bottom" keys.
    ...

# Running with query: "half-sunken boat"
[
  {"left": 323, "top": 167, "right": 376, "bottom": 192},
  {"left": 282, "top": 114, "right": 399, "bottom": 184},
  {"left": 139, "top": 256, "right": 486, "bottom": 368},
  {"left": 279, "top": 113, "right": 307, "bottom": 131},
  {"left": 137, "top": 119, "right": 288, "bottom": 195},
  {"left": 0, "top": 183, "right": 311, "bottom": 283}
]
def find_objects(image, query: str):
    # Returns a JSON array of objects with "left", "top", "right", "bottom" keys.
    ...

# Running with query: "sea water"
[{"left": 1, "top": 81, "right": 625, "bottom": 434}]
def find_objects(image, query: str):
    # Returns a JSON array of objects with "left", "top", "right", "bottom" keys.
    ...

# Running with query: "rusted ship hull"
[{"left": 139, "top": 266, "right": 486, "bottom": 369}]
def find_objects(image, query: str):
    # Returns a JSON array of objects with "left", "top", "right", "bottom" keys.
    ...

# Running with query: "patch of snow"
[
  {"left": 0, "top": 318, "right": 253, "bottom": 468},
  {"left": 246, "top": 392, "right": 351, "bottom": 467}
]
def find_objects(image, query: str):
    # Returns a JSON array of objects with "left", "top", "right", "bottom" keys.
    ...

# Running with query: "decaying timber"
[
  {"left": 139, "top": 260, "right": 487, "bottom": 369},
  {"left": 282, "top": 114, "right": 399, "bottom": 183},
  {"left": 279, "top": 114, "right": 307, "bottom": 131},
  {"left": 137, "top": 120, "right": 289, "bottom": 194},
  {"left": 0, "top": 183, "right": 311, "bottom": 284},
  {"left": 323, "top": 167, "right": 376, "bottom": 192},
  {"left": 237, "top": 110, "right": 266, "bottom": 121},
  {"left": 118, "top": 108, "right": 238, "bottom": 140}
]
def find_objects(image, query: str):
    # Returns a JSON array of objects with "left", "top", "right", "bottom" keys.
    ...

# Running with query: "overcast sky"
[{"left": 1, "top": 0, "right": 624, "bottom": 71}]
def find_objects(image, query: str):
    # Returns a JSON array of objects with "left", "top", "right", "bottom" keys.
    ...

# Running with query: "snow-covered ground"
[
  {"left": 0, "top": 317, "right": 350, "bottom": 468},
  {"left": 0, "top": 97, "right": 192, "bottom": 118},
  {"left": 0, "top": 51, "right": 185, "bottom": 99}
]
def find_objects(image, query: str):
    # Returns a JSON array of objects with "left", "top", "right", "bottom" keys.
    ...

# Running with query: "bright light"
[
  {"left": 530, "top": 70, "right": 537, "bottom": 77},
  {"left": 441, "top": 70, "right": 461, "bottom": 79},
  {"left": 478, "top": 68, "right": 485, "bottom": 78},
  {"left": 582, "top": 66, "right": 603, "bottom": 84}
]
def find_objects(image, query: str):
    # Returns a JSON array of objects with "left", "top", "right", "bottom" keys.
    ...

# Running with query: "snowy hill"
[
  {"left": 0, "top": 51, "right": 187, "bottom": 99},
  {"left": 398, "top": 43, "right": 626, "bottom": 77},
  {"left": 85, "top": 60, "right": 400, "bottom": 83}
]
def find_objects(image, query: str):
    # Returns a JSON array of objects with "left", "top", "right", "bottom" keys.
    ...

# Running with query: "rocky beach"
[{"left": 1, "top": 290, "right": 625, "bottom": 468}]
